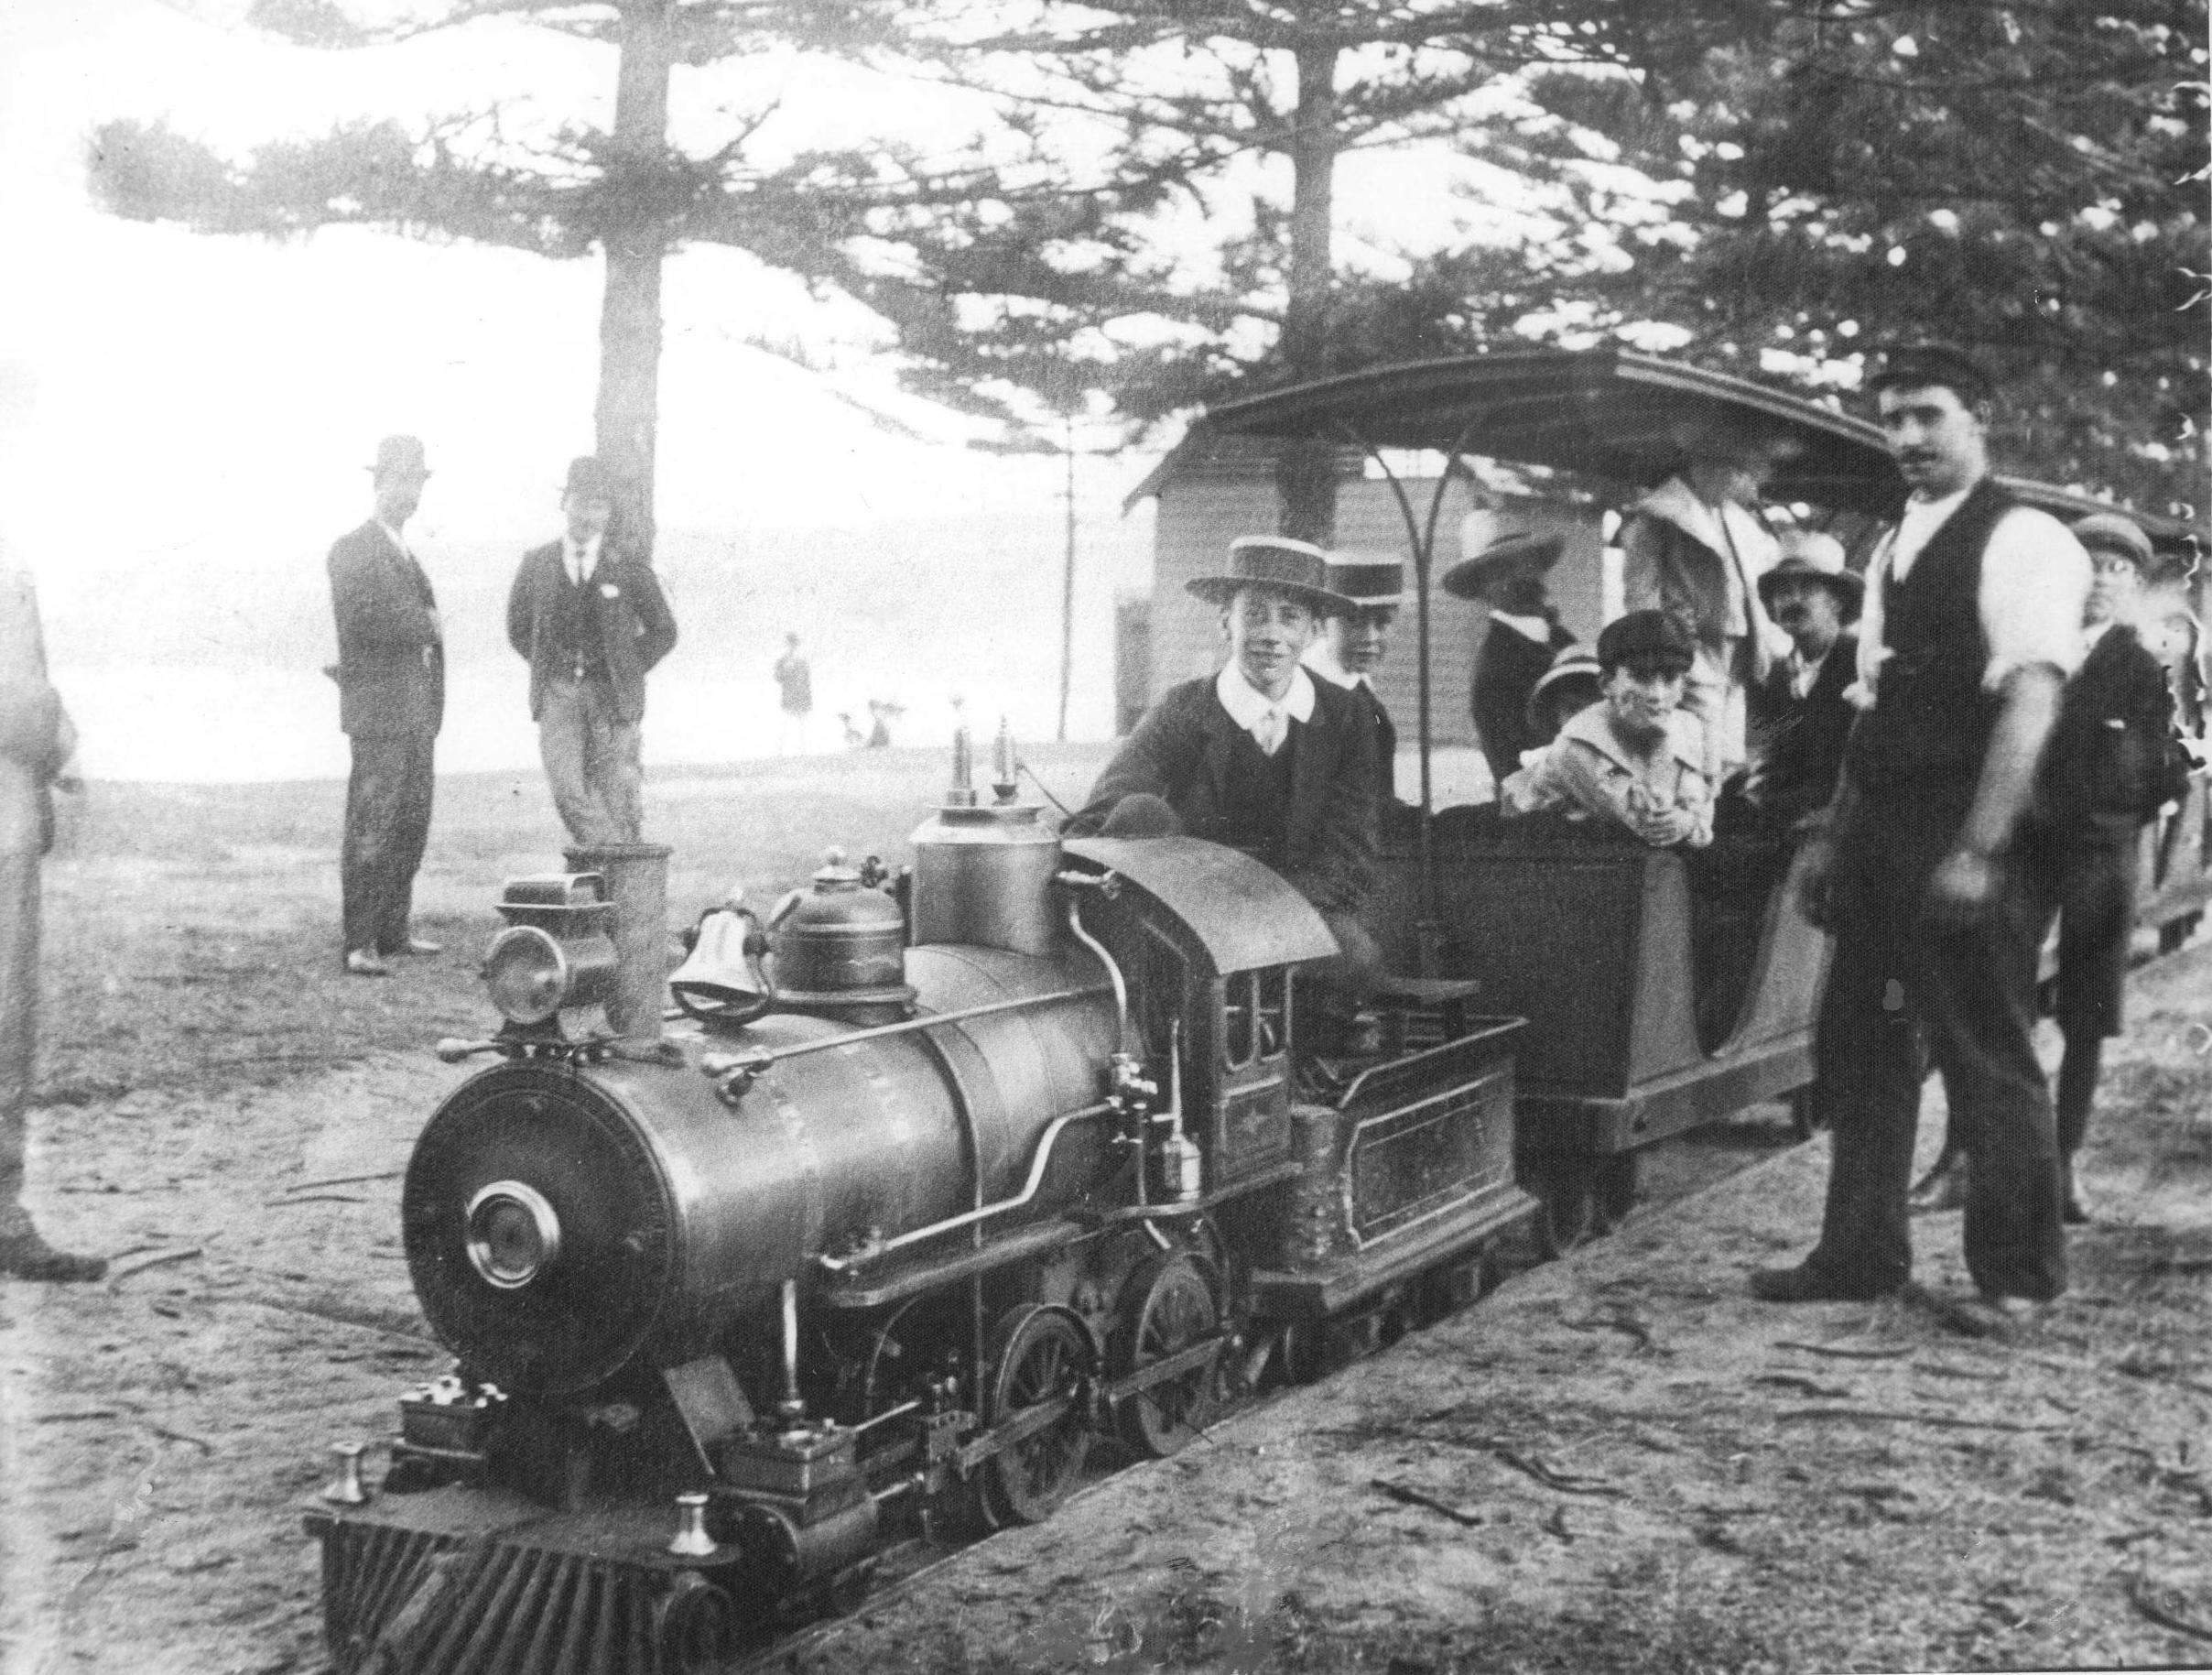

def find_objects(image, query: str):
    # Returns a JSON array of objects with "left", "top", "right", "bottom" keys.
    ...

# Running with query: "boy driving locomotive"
[{"left": 1065, "top": 536, "right": 1382, "bottom": 1024}]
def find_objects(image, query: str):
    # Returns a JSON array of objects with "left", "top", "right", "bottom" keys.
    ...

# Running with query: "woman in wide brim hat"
[
  {"left": 1438, "top": 529, "right": 1566, "bottom": 602},
  {"left": 1187, "top": 535, "right": 1358, "bottom": 616}
]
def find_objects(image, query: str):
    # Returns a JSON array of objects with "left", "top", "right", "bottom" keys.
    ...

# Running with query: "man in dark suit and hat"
[
  {"left": 1067, "top": 536, "right": 1380, "bottom": 986},
  {"left": 329, "top": 435, "right": 444, "bottom": 978},
  {"left": 1442, "top": 530, "right": 1577, "bottom": 791},
  {"left": 507, "top": 456, "right": 678, "bottom": 845},
  {"left": 1307, "top": 552, "right": 1407, "bottom": 823}
]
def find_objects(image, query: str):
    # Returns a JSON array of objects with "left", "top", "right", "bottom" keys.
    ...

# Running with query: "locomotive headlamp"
[
  {"left": 480, "top": 875, "right": 619, "bottom": 1031},
  {"left": 465, "top": 1180, "right": 562, "bottom": 1289}
]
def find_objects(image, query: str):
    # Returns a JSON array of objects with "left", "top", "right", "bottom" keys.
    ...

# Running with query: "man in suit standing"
[
  {"left": 507, "top": 456, "right": 678, "bottom": 844},
  {"left": 329, "top": 435, "right": 444, "bottom": 978},
  {"left": 1066, "top": 537, "right": 1379, "bottom": 993},
  {"left": 0, "top": 545, "right": 104, "bottom": 1278}
]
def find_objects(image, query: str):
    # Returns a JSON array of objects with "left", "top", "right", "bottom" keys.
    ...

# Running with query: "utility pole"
[{"left": 1058, "top": 413, "right": 1077, "bottom": 742}]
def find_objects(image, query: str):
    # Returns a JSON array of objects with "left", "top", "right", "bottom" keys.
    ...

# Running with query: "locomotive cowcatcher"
[{"left": 304, "top": 729, "right": 1534, "bottom": 1675}]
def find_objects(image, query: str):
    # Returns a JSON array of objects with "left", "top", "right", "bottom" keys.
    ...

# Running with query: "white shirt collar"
[
  {"left": 374, "top": 519, "right": 413, "bottom": 560},
  {"left": 1487, "top": 610, "right": 1553, "bottom": 643},
  {"left": 1216, "top": 661, "right": 1317, "bottom": 730},
  {"left": 1889, "top": 484, "right": 1976, "bottom": 581},
  {"left": 1303, "top": 644, "right": 1368, "bottom": 691},
  {"left": 2083, "top": 617, "right": 2117, "bottom": 650},
  {"left": 563, "top": 532, "right": 603, "bottom": 582}
]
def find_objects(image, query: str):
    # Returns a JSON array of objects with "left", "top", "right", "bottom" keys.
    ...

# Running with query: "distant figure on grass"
[
  {"left": 774, "top": 632, "right": 813, "bottom": 755},
  {"left": 0, "top": 543, "right": 103, "bottom": 1280},
  {"left": 864, "top": 700, "right": 902, "bottom": 749},
  {"left": 1503, "top": 610, "right": 1712, "bottom": 849},
  {"left": 1441, "top": 529, "right": 1576, "bottom": 792},
  {"left": 327, "top": 435, "right": 444, "bottom": 979},
  {"left": 506, "top": 456, "right": 678, "bottom": 845},
  {"left": 1910, "top": 512, "right": 2193, "bottom": 1224}
]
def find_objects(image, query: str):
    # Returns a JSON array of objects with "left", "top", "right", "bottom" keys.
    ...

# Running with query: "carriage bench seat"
[{"left": 1367, "top": 975, "right": 1485, "bottom": 1054}]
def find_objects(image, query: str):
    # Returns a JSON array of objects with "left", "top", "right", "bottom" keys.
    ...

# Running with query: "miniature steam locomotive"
[{"left": 305, "top": 734, "right": 1533, "bottom": 1675}]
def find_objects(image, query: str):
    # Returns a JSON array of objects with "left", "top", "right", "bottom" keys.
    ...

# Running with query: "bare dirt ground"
[{"left": 3, "top": 755, "right": 2210, "bottom": 1675}]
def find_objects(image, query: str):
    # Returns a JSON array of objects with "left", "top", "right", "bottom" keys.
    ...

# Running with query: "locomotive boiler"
[{"left": 305, "top": 733, "right": 1533, "bottom": 1675}]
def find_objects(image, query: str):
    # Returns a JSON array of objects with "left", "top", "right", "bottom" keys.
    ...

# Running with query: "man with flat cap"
[
  {"left": 1755, "top": 343, "right": 2091, "bottom": 1331},
  {"left": 508, "top": 456, "right": 678, "bottom": 845},
  {"left": 1442, "top": 530, "right": 1577, "bottom": 792},
  {"left": 1068, "top": 536, "right": 1381, "bottom": 1001},
  {"left": 1306, "top": 552, "right": 1408, "bottom": 824},
  {"left": 329, "top": 435, "right": 444, "bottom": 978}
]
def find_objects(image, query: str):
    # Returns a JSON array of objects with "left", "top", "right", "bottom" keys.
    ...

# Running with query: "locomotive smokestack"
[{"left": 564, "top": 842, "right": 674, "bottom": 1053}]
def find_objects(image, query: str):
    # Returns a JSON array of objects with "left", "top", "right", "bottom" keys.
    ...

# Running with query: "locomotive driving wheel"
[
  {"left": 1113, "top": 1255, "right": 1221, "bottom": 1458},
  {"left": 979, "top": 1306, "right": 1092, "bottom": 1528}
]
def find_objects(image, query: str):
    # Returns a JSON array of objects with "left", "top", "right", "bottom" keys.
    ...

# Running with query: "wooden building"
[{"left": 1120, "top": 433, "right": 1612, "bottom": 782}]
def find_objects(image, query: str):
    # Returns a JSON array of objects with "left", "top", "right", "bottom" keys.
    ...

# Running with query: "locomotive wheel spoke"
[
  {"left": 980, "top": 1308, "right": 1091, "bottom": 1528},
  {"left": 1114, "top": 1256, "right": 1221, "bottom": 1459}
]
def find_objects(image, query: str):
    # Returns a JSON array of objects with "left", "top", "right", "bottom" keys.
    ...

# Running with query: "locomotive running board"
[{"left": 1245, "top": 1186, "right": 1537, "bottom": 1322}]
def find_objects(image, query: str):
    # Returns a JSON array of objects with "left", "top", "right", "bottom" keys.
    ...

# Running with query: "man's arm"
[
  {"left": 506, "top": 553, "right": 537, "bottom": 661},
  {"left": 1063, "top": 692, "right": 1199, "bottom": 837},
  {"left": 1926, "top": 662, "right": 2065, "bottom": 916},
  {"left": 626, "top": 561, "right": 678, "bottom": 671},
  {"left": 331, "top": 535, "right": 435, "bottom": 660}
]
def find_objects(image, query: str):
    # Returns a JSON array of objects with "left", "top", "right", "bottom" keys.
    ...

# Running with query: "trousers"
[
  {"left": 1, "top": 825, "right": 41, "bottom": 1238},
  {"left": 539, "top": 675, "right": 644, "bottom": 845},
  {"left": 341, "top": 729, "right": 436, "bottom": 957},
  {"left": 1807, "top": 789, "right": 2067, "bottom": 1301}
]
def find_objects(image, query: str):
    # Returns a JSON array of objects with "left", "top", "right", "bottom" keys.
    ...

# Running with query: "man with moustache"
[
  {"left": 1739, "top": 531, "right": 1863, "bottom": 832},
  {"left": 1752, "top": 344, "right": 2090, "bottom": 1332},
  {"left": 328, "top": 435, "right": 444, "bottom": 978},
  {"left": 507, "top": 456, "right": 678, "bottom": 845},
  {"left": 1067, "top": 537, "right": 1380, "bottom": 994}
]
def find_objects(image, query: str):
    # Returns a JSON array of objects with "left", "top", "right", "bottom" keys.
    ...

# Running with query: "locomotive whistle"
[
  {"left": 322, "top": 1442, "right": 370, "bottom": 1506},
  {"left": 667, "top": 1492, "right": 718, "bottom": 1558}
]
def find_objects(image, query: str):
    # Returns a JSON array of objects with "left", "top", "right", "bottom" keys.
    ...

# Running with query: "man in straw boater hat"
[
  {"left": 1067, "top": 535, "right": 1382, "bottom": 1010},
  {"left": 1752, "top": 343, "right": 2092, "bottom": 1332},
  {"left": 507, "top": 455, "right": 678, "bottom": 845},
  {"left": 328, "top": 434, "right": 445, "bottom": 978},
  {"left": 1909, "top": 510, "right": 2193, "bottom": 1224},
  {"left": 1620, "top": 408, "right": 1796, "bottom": 789},
  {"left": 1306, "top": 550, "right": 1409, "bottom": 825},
  {"left": 1441, "top": 528, "right": 1577, "bottom": 792}
]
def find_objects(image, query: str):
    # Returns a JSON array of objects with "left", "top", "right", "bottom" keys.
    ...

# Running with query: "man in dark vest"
[
  {"left": 1752, "top": 344, "right": 2090, "bottom": 1332},
  {"left": 1442, "top": 531, "right": 1576, "bottom": 792},
  {"left": 507, "top": 456, "right": 678, "bottom": 845},
  {"left": 1067, "top": 536, "right": 1379, "bottom": 989},
  {"left": 1307, "top": 552, "right": 1407, "bottom": 832},
  {"left": 329, "top": 435, "right": 444, "bottom": 978}
]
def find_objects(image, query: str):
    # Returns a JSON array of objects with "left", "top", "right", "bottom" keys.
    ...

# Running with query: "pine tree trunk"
[
  {"left": 1274, "top": 34, "right": 1339, "bottom": 548},
  {"left": 596, "top": 0, "right": 675, "bottom": 560}
]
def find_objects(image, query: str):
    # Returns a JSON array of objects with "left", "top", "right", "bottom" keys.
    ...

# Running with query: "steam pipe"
[
  {"left": 815, "top": 1101, "right": 1115, "bottom": 1273},
  {"left": 1061, "top": 895, "right": 1129, "bottom": 1051}
]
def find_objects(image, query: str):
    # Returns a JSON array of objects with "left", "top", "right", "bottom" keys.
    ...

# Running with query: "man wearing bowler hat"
[
  {"left": 1307, "top": 552, "right": 1408, "bottom": 820},
  {"left": 329, "top": 435, "right": 444, "bottom": 978},
  {"left": 1441, "top": 529, "right": 1577, "bottom": 792},
  {"left": 1067, "top": 536, "right": 1381, "bottom": 996},
  {"left": 507, "top": 456, "right": 678, "bottom": 845}
]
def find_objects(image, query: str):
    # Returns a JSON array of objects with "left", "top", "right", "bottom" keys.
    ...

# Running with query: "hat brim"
[
  {"left": 1187, "top": 576, "right": 1355, "bottom": 616},
  {"left": 1439, "top": 537, "right": 1566, "bottom": 600},
  {"left": 1756, "top": 568, "right": 1864, "bottom": 607}
]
